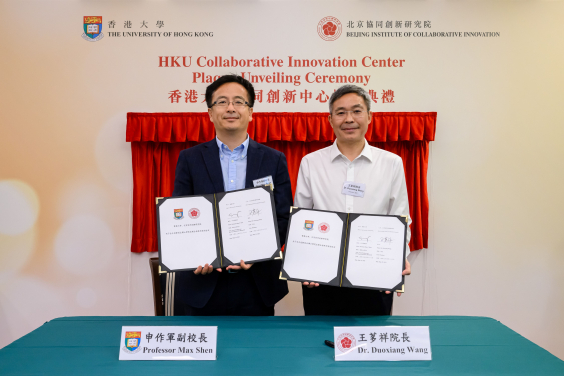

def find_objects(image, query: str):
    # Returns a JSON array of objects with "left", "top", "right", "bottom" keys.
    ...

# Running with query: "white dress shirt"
[{"left": 294, "top": 139, "right": 411, "bottom": 247}]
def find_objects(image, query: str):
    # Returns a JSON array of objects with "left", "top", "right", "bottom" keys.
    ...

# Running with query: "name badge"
[
  {"left": 342, "top": 181, "right": 366, "bottom": 198},
  {"left": 334, "top": 326, "right": 432, "bottom": 361},
  {"left": 119, "top": 326, "right": 217, "bottom": 361},
  {"left": 253, "top": 175, "right": 274, "bottom": 190}
]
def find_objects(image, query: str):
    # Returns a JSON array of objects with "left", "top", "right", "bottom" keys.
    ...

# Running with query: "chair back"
[{"left": 149, "top": 257, "right": 165, "bottom": 316}]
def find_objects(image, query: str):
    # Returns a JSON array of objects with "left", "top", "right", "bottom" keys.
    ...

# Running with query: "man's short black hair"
[{"left": 205, "top": 74, "right": 255, "bottom": 108}]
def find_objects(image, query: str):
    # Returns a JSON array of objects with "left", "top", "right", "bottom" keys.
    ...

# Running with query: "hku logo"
[
  {"left": 174, "top": 209, "right": 184, "bottom": 220},
  {"left": 304, "top": 220, "right": 314, "bottom": 231},
  {"left": 82, "top": 16, "right": 104, "bottom": 42},
  {"left": 122, "top": 331, "right": 142, "bottom": 354},
  {"left": 317, "top": 17, "right": 342, "bottom": 41}
]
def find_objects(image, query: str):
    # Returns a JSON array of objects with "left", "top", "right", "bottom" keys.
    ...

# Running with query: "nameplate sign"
[
  {"left": 342, "top": 181, "right": 366, "bottom": 198},
  {"left": 119, "top": 326, "right": 217, "bottom": 361},
  {"left": 334, "top": 326, "right": 431, "bottom": 361},
  {"left": 253, "top": 176, "right": 274, "bottom": 191}
]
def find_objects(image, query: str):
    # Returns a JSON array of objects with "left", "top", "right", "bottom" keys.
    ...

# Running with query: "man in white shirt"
[{"left": 294, "top": 84, "right": 411, "bottom": 315}]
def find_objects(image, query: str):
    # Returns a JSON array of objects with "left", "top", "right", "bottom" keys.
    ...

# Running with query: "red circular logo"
[
  {"left": 188, "top": 208, "right": 200, "bottom": 219},
  {"left": 317, "top": 16, "right": 342, "bottom": 41},
  {"left": 318, "top": 223, "right": 330, "bottom": 233},
  {"left": 336, "top": 333, "right": 356, "bottom": 352}
]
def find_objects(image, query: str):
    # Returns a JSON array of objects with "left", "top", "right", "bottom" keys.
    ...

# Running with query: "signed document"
[
  {"left": 280, "top": 207, "right": 407, "bottom": 292},
  {"left": 156, "top": 186, "right": 281, "bottom": 272},
  {"left": 217, "top": 187, "right": 279, "bottom": 264}
]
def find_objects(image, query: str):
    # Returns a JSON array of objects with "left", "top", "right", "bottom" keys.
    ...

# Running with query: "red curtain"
[{"left": 127, "top": 112, "right": 436, "bottom": 254}]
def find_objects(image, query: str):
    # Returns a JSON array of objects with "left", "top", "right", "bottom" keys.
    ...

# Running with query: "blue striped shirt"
[{"left": 216, "top": 136, "right": 249, "bottom": 192}]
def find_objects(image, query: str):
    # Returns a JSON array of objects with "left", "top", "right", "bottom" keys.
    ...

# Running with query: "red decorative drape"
[{"left": 126, "top": 112, "right": 436, "bottom": 254}]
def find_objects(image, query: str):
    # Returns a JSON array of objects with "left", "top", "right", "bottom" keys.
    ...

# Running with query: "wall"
[{"left": 1, "top": 0, "right": 563, "bottom": 360}]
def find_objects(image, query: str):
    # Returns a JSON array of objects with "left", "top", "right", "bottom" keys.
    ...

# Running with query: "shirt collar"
[
  {"left": 216, "top": 135, "right": 249, "bottom": 158},
  {"left": 330, "top": 138, "right": 373, "bottom": 163}
]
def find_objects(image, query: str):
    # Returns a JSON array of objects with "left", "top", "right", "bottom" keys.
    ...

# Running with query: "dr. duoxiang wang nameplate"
[
  {"left": 156, "top": 186, "right": 281, "bottom": 272},
  {"left": 280, "top": 207, "right": 407, "bottom": 292}
]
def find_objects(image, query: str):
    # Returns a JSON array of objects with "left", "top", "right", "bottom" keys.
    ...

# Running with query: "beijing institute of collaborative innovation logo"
[
  {"left": 317, "top": 16, "right": 342, "bottom": 41},
  {"left": 82, "top": 16, "right": 104, "bottom": 42},
  {"left": 336, "top": 333, "right": 356, "bottom": 352},
  {"left": 188, "top": 208, "right": 200, "bottom": 219}
]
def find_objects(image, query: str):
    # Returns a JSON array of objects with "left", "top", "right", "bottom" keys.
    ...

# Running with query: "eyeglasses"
[
  {"left": 211, "top": 100, "right": 250, "bottom": 108},
  {"left": 332, "top": 109, "right": 367, "bottom": 120}
]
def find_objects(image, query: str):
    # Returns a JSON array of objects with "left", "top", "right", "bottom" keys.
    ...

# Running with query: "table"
[{"left": 1, "top": 316, "right": 563, "bottom": 375}]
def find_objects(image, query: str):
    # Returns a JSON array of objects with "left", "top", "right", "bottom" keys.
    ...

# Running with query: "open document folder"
[
  {"left": 156, "top": 186, "right": 282, "bottom": 272},
  {"left": 280, "top": 207, "right": 407, "bottom": 292}
]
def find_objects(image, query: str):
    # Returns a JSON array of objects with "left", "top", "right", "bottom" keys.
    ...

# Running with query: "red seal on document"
[
  {"left": 336, "top": 333, "right": 356, "bottom": 352},
  {"left": 317, "top": 17, "right": 342, "bottom": 41},
  {"left": 318, "top": 223, "right": 330, "bottom": 233},
  {"left": 188, "top": 208, "right": 200, "bottom": 219}
]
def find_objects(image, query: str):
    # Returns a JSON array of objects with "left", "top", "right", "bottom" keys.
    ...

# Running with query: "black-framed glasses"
[{"left": 211, "top": 100, "right": 250, "bottom": 108}]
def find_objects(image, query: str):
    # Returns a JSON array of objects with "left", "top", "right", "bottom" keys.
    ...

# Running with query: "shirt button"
[
  {"left": 230, "top": 180, "right": 234, "bottom": 183},
  {"left": 231, "top": 160, "right": 234, "bottom": 163}
]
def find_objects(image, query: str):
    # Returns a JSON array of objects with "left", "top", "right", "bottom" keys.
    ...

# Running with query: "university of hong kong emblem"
[
  {"left": 304, "top": 220, "right": 314, "bottom": 231},
  {"left": 174, "top": 209, "right": 184, "bottom": 220},
  {"left": 188, "top": 208, "right": 200, "bottom": 219},
  {"left": 336, "top": 333, "right": 356, "bottom": 353},
  {"left": 122, "top": 331, "right": 142, "bottom": 353},
  {"left": 318, "top": 223, "right": 330, "bottom": 233},
  {"left": 317, "top": 16, "right": 342, "bottom": 41},
  {"left": 82, "top": 16, "right": 104, "bottom": 42}
]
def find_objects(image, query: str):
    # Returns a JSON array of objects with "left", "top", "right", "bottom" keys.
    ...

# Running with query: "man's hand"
[
  {"left": 226, "top": 260, "right": 253, "bottom": 271},
  {"left": 302, "top": 281, "right": 320, "bottom": 288},
  {"left": 194, "top": 264, "right": 222, "bottom": 275},
  {"left": 385, "top": 258, "right": 411, "bottom": 297}
]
